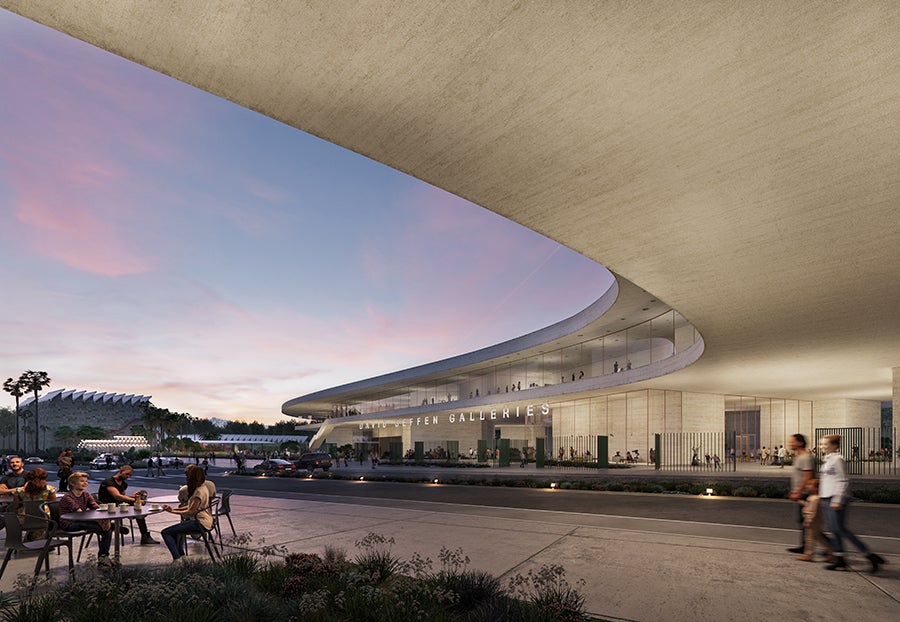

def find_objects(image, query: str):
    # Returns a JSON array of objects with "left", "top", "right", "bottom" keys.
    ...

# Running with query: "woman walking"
[{"left": 819, "top": 435, "right": 886, "bottom": 572}]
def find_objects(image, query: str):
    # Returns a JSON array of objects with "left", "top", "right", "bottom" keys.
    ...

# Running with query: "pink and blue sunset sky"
[{"left": 0, "top": 10, "right": 612, "bottom": 424}]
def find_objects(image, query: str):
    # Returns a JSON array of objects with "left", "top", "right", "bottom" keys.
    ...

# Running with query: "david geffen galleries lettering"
[{"left": 359, "top": 403, "right": 550, "bottom": 429}]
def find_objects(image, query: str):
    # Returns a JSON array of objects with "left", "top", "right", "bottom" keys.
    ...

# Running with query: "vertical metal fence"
[
  {"left": 660, "top": 431, "right": 735, "bottom": 472},
  {"left": 553, "top": 434, "right": 601, "bottom": 464},
  {"left": 814, "top": 427, "right": 896, "bottom": 475}
]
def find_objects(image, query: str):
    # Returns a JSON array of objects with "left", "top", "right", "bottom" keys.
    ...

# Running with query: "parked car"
[
  {"left": 158, "top": 456, "right": 185, "bottom": 467},
  {"left": 25, "top": 457, "right": 44, "bottom": 464},
  {"left": 89, "top": 454, "right": 121, "bottom": 469},
  {"left": 253, "top": 459, "right": 295, "bottom": 475},
  {"left": 293, "top": 452, "right": 333, "bottom": 472}
]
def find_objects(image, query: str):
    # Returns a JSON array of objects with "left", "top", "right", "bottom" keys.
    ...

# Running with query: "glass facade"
[{"left": 329, "top": 309, "right": 699, "bottom": 416}]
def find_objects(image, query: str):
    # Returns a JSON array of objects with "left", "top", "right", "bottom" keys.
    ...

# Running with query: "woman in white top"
[
  {"left": 818, "top": 435, "right": 885, "bottom": 572},
  {"left": 160, "top": 466, "right": 213, "bottom": 563}
]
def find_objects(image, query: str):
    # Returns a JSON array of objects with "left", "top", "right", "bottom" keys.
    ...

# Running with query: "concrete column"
[{"left": 894, "top": 367, "right": 900, "bottom": 430}]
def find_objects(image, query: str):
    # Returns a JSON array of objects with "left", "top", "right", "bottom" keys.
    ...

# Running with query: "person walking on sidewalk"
[
  {"left": 818, "top": 434, "right": 885, "bottom": 572},
  {"left": 795, "top": 479, "right": 833, "bottom": 562},
  {"left": 786, "top": 434, "right": 814, "bottom": 554}
]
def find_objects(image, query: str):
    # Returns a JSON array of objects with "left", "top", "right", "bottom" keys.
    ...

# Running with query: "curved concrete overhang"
[
  {"left": 284, "top": 277, "right": 619, "bottom": 416},
  {"left": 305, "top": 334, "right": 704, "bottom": 448},
  {"left": 8, "top": 3, "right": 898, "bottom": 404},
  {"left": 284, "top": 274, "right": 701, "bottom": 417}
]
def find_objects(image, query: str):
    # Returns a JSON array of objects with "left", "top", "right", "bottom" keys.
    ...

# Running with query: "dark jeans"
[
  {"left": 161, "top": 519, "right": 203, "bottom": 560},
  {"left": 63, "top": 521, "right": 112, "bottom": 557},
  {"left": 821, "top": 497, "right": 869, "bottom": 556},
  {"left": 132, "top": 516, "right": 151, "bottom": 537}
]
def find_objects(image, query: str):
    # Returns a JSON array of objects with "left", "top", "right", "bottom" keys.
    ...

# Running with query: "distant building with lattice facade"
[{"left": 18, "top": 389, "right": 151, "bottom": 451}]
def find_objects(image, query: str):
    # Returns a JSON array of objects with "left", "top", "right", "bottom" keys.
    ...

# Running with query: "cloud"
[
  {"left": 0, "top": 20, "right": 197, "bottom": 276},
  {"left": 0, "top": 11, "right": 613, "bottom": 425}
]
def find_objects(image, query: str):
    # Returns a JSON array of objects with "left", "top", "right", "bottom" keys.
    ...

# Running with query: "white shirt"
[{"left": 818, "top": 452, "right": 848, "bottom": 505}]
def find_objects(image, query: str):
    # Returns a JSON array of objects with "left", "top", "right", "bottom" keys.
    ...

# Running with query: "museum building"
[{"left": 283, "top": 276, "right": 883, "bottom": 463}]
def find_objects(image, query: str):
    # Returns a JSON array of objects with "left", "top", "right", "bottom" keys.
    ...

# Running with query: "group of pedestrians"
[
  {"left": 787, "top": 433, "right": 885, "bottom": 573},
  {"left": 760, "top": 444, "right": 787, "bottom": 466}
]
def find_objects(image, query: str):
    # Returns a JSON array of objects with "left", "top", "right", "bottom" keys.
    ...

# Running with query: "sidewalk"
[{"left": 1, "top": 481, "right": 898, "bottom": 621}]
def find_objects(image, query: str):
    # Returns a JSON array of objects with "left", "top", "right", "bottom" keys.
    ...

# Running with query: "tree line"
[
  {"left": 1, "top": 370, "right": 303, "bottom": 454},
  {"left": 2, "top": 370, "right": 51, "bottom": 454}
]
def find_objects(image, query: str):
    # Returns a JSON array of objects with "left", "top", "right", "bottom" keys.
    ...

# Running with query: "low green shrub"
[
  {"left": 732, "top": 486, "right": 758, "bottom": 497},
  {"left": 0, "top": 537, "right": 592, "bottom": 622}
]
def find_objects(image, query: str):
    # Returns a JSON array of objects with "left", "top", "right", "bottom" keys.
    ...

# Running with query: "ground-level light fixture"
[
  {"left": 550, "top": 482, "right": 558, "bottom": 489},
  {"left": 705, "top": 488, "right": 714, "bottom": 496}
]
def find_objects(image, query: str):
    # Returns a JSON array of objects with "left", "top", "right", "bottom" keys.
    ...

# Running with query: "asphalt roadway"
[{"left": 2, "top": 463, "right": 897, "bottom": 621}]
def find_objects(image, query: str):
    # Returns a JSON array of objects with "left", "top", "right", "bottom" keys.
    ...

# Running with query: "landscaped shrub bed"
[{"left": 0, "top": 536, "right": 595, "bottom": 622}]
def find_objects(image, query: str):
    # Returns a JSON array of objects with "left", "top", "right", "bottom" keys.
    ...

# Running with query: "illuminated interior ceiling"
[{"left": 6, "top": 1, "right": 898, "bottom": 404}]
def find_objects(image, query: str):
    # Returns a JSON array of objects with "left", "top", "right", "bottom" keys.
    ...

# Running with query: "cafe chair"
[
  {"left": 22, "top": 499, "right": 91, "bottom": 559},
  {"left": 0, "top": 512, "right": 75, "bottom": 582},
  {"left": 213, "top": 489, "right": 236, "bottom": 538},
  {"left": 177, "top": 498, "right": 223, "bottom": 563},
  {"left": 35, "top": 500, "right": 96, "bottom": 563}
]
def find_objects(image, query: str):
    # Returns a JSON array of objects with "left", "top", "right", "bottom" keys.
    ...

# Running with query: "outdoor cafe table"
[
  {"left": 60, "top": 506, "right": 164, "bottom": 562},
  {"left": 147, "top": 495, "right": 181, "bottom": 505}
]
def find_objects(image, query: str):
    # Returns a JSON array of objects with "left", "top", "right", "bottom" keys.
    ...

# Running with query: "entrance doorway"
[{"left": 725, "top": 409, "right": 760, "bottom": 461}]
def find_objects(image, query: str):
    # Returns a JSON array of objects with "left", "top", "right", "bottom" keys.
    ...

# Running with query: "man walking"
[{"left": 786, "top": 434, "right": 814, "bottom": 554}]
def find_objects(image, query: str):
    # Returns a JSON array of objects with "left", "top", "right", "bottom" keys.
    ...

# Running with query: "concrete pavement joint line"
[
  {"left": 240, "top": 500, "right": 900, "bottom": 549},
  {"left": 267, "top": 489, "right": 809, "bottom": 534},
  {"left": 489, "top": 525, "right": 642, "bottom": 622},
  {"left": 495, "top": 525, "right": 580, "bottom": 583},
  {"left": 850, "top": 572, "right": 900, "bottom": 606},
  {"left": 567, "top": 528, "right": 808, "bottom": 551},
  {"left": 276, "top": 518, "right": 408, "bottom": 546}
]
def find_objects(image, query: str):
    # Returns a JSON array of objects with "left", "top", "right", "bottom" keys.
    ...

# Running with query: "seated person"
[
  {"left": 177, "top": 464, "right": 217, "bottom": 506},
  {"left": 0, "top": 456, "right": 27, "bottom": 511},
  {"left": 0, "top": 456, "right": 27, "bottom": 494},
  {"left": 97, "top": 465, "right": 158, "bottom": 545},
  {"left": 11, "top": 467, "right": 56, "bottom": 541},
  {"left": 161, "top": 467, "right": 214, "bottom": 563},
  {"left": 58, "top": 471, "right": 114, "bottom": 566}
]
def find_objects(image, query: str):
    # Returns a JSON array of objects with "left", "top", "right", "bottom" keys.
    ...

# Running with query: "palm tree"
[
  {"left": 22, "top": 422, "right": 32, "bottom": 453},
  {"left": 2, "top": 377, "right": 26, "bottom": 453},
  {"left": 18, "top": 410, "right": 33, "bottom": 454},
  {"left": 40, "top": 425, "right": 50, "bottom": 450},
  {"left": 0, "top": 407, "right": 15, "bottom": 450},
  {"left": 19, "top": 370, "right": 51, "bottom": 451}
]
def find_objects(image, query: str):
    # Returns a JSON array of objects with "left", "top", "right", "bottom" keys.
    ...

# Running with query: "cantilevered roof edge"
[{"left": 283, "top": 279, "right": 619, "bottom": 414}]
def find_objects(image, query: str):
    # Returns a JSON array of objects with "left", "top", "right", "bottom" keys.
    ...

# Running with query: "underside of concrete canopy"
[{"left": 5, "top": 1, "right": 899, "bottom": 404}]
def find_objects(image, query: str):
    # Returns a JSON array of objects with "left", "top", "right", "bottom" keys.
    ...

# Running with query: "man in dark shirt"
[
  {"left": 0, "top": 456, "right": 27, "bottom": 493},
  {"left": 98, "top": 465, "right": 158, "bottom": 545}
]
